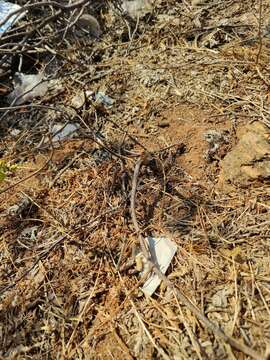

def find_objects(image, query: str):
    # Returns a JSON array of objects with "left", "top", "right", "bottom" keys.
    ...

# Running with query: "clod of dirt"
[{"left": 219, "top": 121, "right": 270, "bottom": 187}]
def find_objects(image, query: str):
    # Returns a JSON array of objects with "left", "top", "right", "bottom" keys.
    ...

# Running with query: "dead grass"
[{"left": 1, "top": 0, "right": 270, "bottom": 359}]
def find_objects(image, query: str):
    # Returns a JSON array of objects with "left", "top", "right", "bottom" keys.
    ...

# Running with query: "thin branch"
[
  {"left": 0, "top": 235, "right": 65, "bottom": 295},
  {"left": 130, "top": 157, "right": 151, "bottom": 259},
  {"left": 0, "top": 0, "right": 91, "bottom": 32},
  {"left": 255, "top": 0, "right": 263, "bottom": 65}
]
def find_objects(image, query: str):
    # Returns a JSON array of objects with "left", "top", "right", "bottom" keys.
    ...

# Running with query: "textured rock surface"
[{"left": 219, "top": 121, "right": 270, "bottom": 186}]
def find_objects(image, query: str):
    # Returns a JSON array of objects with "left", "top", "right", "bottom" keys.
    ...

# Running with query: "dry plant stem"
[
  {"left": 130, "top": 158, "right": 265, "bottom": 360},
  {"left": 0, "top": 235, "right": 65, "bottom": 295},
  {"left": 65, "top": 258, "right": 103, "bottom": 354},
  {"left": 130, "top": 158, "right": 150, "bottom": 259},
  {"left": 111, "top": 327, "right": 135, "bottom": 360},
  {"left": 131, "top": 299, "right": 171, "bottom": 360},
  {"left": 256, "top": 0, "right": 263, "bottom": 65}
]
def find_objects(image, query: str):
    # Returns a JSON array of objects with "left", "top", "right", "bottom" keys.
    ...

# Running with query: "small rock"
[
  {"left": 76, "top": 14, "right": 101, "bottom": 38},
  {"left": 204, "top": 129, "right": 229, "bottom": 161},
  {"left": 7, "top": 196, "right": 31, "bottom": 216},
  {"left": 212, "top": 288, "right": 230, "bottom": 308},
  {"left": 219, "top": 121, "right": 270, "bottom": 187},
  {"left": 10, "top": 129, "right": 21, "bottom": 136},
  {"left": 95, "top": 92, "right": 115, "bottom": 108},
  {"left": 122, "top": 0, "right": 153, "bottom": 19},
  {"left": 71, "top": 91, "right": 85, "bottom": 109},
  {"left": 51, "top": 123, "right": 80, "bottom": 142},
  {"left": 157, "top": 120, "right": 170, "bottom": 128}
]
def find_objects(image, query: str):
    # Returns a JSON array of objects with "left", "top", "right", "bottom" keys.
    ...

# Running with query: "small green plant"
[{"left": 0, "top": 161, "right": 18, "bottom": 182}]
